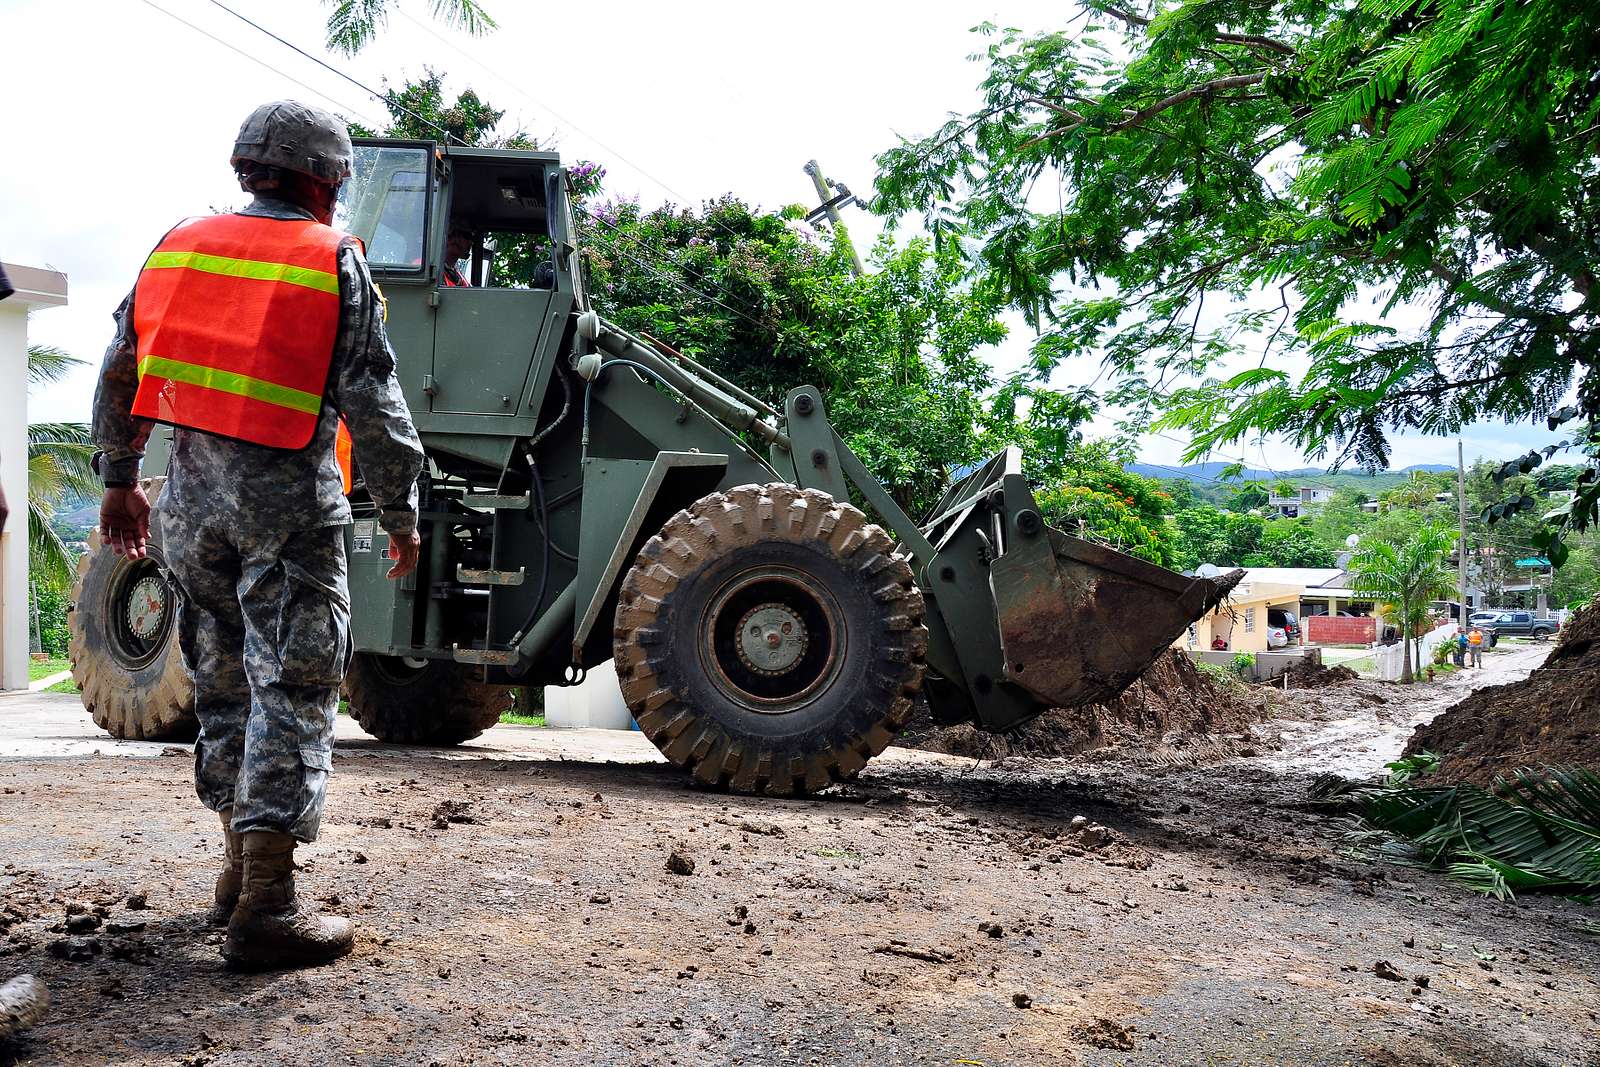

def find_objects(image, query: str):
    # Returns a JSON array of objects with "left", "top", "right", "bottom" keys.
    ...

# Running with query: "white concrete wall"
[{"left": 0, "top": 304, "right": 30, "bottom": 690}]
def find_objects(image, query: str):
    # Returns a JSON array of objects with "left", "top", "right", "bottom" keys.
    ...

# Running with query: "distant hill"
[{"left": 1128, "top": 461, "right": 1450, "bottom": 484}]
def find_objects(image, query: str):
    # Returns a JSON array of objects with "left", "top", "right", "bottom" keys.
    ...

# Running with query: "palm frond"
[
  {"left": 27, "top": 496, "right": 75, "bottom": 590},
  {"left": 1363, "top": 765, "right": 1600, "bottom": 899},
  {"left": 26, "top": 344, "right": 87, "bottom": 387}
]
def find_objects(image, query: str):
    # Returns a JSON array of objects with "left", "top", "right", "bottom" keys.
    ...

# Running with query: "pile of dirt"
[
  {"left": 1404, "top": 598, "right": 1600, "bottom": 784},
  {"left": 1278, "top": 658, "right": 1359, "bottom": 689},
  {"left": 899, "top": 649, "right": 1273, "bottom": 760}
]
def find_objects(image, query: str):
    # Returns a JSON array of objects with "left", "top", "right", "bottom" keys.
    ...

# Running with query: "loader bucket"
[
  {"left": 990, "top": 528, "right": 1243, "bottom": 710},
  {"left": 917, "top": 447, "right": 1243, "bottom": 722}
]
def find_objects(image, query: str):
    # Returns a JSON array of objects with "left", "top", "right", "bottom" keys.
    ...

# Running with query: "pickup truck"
[{"left": 1482, "top": 611, "right": 1560, "bottom": 641}]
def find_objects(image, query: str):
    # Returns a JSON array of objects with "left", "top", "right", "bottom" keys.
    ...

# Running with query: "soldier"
[{"left": 92, "top": 101, "right": 425, "bottom": 970}]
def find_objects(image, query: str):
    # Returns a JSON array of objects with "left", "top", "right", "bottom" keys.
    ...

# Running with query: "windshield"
[{"left": 335, "top": 145, "right": 430, "bottom": 271}]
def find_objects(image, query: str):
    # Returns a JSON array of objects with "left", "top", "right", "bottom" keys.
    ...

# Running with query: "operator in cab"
[
  {"left": 91, "top": 100, "right": 426, "bottom": 970},
  {"left": 443, "top": 221, "right": 473, "bottom": 286}
]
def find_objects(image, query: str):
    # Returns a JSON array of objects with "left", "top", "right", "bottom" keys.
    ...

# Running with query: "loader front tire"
[
  {"left": 68, "top": 477, "right": 198, "bottom": 741},
  {"left": 345, "top": 654, "right": 509, "bottom": 746},
  {"left": 614, "top": 484, "right": 928, "bottom": 796}
]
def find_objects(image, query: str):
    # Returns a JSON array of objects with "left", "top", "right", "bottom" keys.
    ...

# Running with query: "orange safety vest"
[
  {"left": 1468, "top": 630, "right": 1483, "bottom": 646},
  {"left": 131, "top": 213, "right": 347, "bottom": 451}
]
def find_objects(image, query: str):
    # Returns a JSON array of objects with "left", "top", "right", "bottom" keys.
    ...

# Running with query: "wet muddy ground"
[{"left": 1, "top": 663, "right": 1597, "bottom": 1067}]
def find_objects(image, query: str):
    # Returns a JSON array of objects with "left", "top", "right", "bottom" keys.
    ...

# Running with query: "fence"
[
  {"left": 1305, "top": 615, "right": 1375, "bottom": 645},
  {"left": 1370, "top": 621, "right": 1457, "bottom": 682}
]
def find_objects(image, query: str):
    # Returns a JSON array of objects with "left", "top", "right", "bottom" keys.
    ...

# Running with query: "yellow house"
[{"left": 1176, "top": 578, "right": 1305, "bottom": 654}]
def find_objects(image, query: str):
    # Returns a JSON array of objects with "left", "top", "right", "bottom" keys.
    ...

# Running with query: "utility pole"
[
  {"left": 803, "top": 160, "right": 866, "bottom": 278},
  {"left": 1457, "top": 440, "right": 1469, "bottom": 624}
]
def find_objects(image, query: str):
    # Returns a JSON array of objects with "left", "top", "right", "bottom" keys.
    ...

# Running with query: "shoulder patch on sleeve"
[{"left": 372, "top": 282, "right": 388, "bottom": 322}]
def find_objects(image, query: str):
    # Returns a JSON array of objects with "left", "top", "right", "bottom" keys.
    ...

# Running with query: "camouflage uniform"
[{"left": 92, "top": 196, "right": 424, "bottom": 842}]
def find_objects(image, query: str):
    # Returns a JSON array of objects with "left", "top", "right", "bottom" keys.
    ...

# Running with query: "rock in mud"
[
  {"left": 666, "top": 850, "right": 696, "bottom": 876},
  {"left": 47, "top": 936, "right": 100, "bottom": 963},
  {"left": 1011, "top": 992, "right": 1033, "bottom": 1009},
  {"left": 64, "top": 912, "right": 101, "bottom": 934},
  {"left": 0, "top": 974, "right": 48, "bottom": 1041},
  {"left": 430, "top": 800, "right": 475, "bottom": 830},
  {"left": 1073, "top": 1017, "right": 1135, "bottom": 1051},
  {"left": 1373, "top": 960, "right": 1405, "bottom": 982}
]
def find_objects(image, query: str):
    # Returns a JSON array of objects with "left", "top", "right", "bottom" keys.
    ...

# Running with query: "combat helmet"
[{"left": 230, "top": 100, "right": 353, "bottom": 184}]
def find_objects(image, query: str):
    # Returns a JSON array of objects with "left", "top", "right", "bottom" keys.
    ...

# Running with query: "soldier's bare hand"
[
  {"left": 101, "top": 486, "right": 152, "bottom": 560},
  {"left": 386, "top": 529, "right": 421, "bottom": 579}
]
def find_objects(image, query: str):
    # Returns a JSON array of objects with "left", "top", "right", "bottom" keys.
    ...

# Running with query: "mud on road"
[{"left": 2, "top": 690, "right": 1598, "bottom": 1066}]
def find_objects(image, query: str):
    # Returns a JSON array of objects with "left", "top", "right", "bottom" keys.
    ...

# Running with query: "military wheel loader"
[{"left": 69, "top": 139, "right": 1241, "bottom": 794}]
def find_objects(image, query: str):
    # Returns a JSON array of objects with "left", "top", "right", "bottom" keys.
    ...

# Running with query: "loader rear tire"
[
  {"left": 344, "top": 654, "right": 509, "bottom": 745},
  {"left": 614, "top": 483, "right": 928, "bottom": 796},
  {"left": 68, "top": 477, "right": 198, "bottom": 741}
]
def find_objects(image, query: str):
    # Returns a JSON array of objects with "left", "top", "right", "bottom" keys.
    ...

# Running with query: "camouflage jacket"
[{"left": 92, "top": 197, "right": 425, "bottom": 536}]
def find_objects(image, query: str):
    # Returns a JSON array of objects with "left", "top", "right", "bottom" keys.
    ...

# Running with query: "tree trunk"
[{"left": 1399, "top": 599, "right": 1414, "bottom": 684}]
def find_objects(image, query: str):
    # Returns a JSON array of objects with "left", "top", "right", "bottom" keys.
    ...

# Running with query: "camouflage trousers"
[{"left": 161, "top": 513, "right": 350, "bottom": 842}]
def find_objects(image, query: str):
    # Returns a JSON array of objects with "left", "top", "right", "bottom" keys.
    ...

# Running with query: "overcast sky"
[{"left": 3, "top": 0, "right": 1560, "bottom": 473}]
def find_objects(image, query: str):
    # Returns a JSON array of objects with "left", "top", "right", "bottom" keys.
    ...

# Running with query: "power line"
[
  {"left": 191, "top": 0, "right": 774, "bottom": 328},
  {"left": 134, "top": 0, "right": 380, "bottom": 125},
  {"left": 203, "top": 0, "right": 465, "bottom": 145},
  {"left": 392, "top": 4, "right": 773, "bottom": 251}
]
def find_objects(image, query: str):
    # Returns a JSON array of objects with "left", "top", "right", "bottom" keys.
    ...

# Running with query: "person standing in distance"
[{"left": 92, "top": 101, "right": 425, "bottom": 970}]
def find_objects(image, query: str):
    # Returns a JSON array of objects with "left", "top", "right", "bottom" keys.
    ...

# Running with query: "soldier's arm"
[
  {"left": 91, "top": 290, "right": 150, "bottom": 486},
  {"left": 330, "top": 245, "right": 425, "bottom": 536}
]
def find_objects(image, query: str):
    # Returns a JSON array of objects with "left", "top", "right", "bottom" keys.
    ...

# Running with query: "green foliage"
[
  {"left": 1169, "top": 507, "right": 1266, "bottom": 570},
  {"left": 579, "top": 199, "right": 1013, "bottom": 518},
  {"left": 26, "top": 345, "right": 95, "bottom": 590},
  {"left": 323, "top": 0, "right": 495, "bottom": 56},
  {"left": 1349, "top": 520, "right": 1457, "bottom": 682},
  {"left": 1230, "top": 651, "right": 1256, "bottom": 677},
  {"left": 1037, "top": 444, "right": 1176, "bottom": 564},
  {"left": 1246, "top": 522, "right": 1337, "bottom": 568},
  {"left": 1364, "top": 766, "right": 1600, "bottom": 900},
  {"left": 1194, "top": 659, "right": 1245, "bottom": 691},
  {"left": 876, "top": 0, "right": 1600, "bottom": 560},
  {"left": 348, "top": 69, "right": 533, "bottom": 148},
  {"left": 29, "top": 584, "right": 68, "bottom": 657}
]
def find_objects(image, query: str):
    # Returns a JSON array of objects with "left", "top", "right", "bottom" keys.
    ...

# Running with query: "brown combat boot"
[
  {"left": 207, "top": 809, "right": 243, "bottom": 927},
  {"left": 222, "top": 831, "right": 354, "bottom": 970}
]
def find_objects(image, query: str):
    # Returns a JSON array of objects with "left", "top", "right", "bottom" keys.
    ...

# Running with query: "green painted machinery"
[{"left": 69, "top": 140, "right": 1240, "bottom": 793}]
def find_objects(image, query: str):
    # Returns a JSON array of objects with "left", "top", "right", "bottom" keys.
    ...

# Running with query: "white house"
[
  {"left": 1266, "top": 485, "right": 1336, "bottom": 518},
  {"left": 1, "top": 262, "right": 69, "bottom": 691}
]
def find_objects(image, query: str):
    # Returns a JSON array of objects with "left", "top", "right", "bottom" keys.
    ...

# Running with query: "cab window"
[
  {"left": 440, "top": 158, "right": 557, "bottom": 290},
  {"left": 336, "top": 145, "right": 430, "bottom": 271}
]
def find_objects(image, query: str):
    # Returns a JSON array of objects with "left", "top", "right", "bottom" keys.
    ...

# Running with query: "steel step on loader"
[{"left": 69, "top": 140, "right": 1241, "bottom": 794}]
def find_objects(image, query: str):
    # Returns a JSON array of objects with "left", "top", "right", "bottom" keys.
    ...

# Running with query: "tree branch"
[{"left": 1098, "top": 5, "right": 1297, "bottom": 56}]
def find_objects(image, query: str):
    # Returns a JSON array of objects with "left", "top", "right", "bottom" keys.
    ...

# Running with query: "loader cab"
[{"left": 335, "top": 139, "right": 581, "bottom": 433}]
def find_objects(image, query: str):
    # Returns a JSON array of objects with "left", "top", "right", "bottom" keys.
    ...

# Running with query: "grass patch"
[
  {"left": 1341, "top": 655, "right": 1377, "bottom": 675},
  {"left": 813, "top": 847, "right": 863, "bottom": 861},
  {"left": 28, "top": 658, "right": 69, "bottom": 682},
  {"left": 45, "top": 677, "right": 79, "bottom": 694},
  {"left": 499, "top": 712, "right": 545, "bottom": 727}
]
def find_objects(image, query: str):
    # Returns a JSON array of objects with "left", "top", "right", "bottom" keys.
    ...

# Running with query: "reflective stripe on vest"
[{"left": 131, "top": 214, "right": 346, "bottom": 450}]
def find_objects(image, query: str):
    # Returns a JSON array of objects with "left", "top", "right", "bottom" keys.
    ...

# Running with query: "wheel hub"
[
  {"left": 125, "top": 575, "right": 167, "bottom": 641},
  {"left": 736, "top": 604, "right": 808, "bottom": 676}
]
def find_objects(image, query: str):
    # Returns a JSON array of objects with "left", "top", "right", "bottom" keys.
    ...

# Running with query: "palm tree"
[
  {"left": 26, "top": 345, "right": 98, "bottom": 590},
  {"left": 1349, "top": 522, "right": 1459, "bottom": 684},
  {"left": 323, "top": 0, "right": 496, "bottom": 55}
]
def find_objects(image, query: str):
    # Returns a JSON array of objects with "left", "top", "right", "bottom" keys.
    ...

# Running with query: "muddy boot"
[
  {"left": 207, "top": 809, "right": 244, "bottom": 927},
  {"left": 222, "top": 831, "right": 353, "bottom": 970}
]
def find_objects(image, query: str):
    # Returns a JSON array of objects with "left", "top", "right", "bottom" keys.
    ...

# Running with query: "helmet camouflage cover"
[{"left": 230, "top": 100, "right": 353, "bottom": 184}]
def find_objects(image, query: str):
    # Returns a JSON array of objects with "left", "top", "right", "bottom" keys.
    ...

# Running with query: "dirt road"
[
  {"left": 1255, "top": 642, "right": 1551, "bottom": 778},
  {"left": 2, "top": 676, "right": 1597, "bottom": 1067}
]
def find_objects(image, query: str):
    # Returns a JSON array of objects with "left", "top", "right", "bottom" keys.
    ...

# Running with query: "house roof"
[{"left": 1239, "top": 567, "right": 1346, "bottom": 588}]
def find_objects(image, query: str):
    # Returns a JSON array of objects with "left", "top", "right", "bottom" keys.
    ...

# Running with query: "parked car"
[
  {"left": 1483, "top": 611, "right": 1560, "bottom": 641},
  {"left": 1468, "top": 611, "right": 1503, "bottom": 628},
  {"left": 1267, "top": 608, "right": 1301, "bottom": 643},
  {"left": 1266, "top": 625, "right": 1290, "bottom": 649}
]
